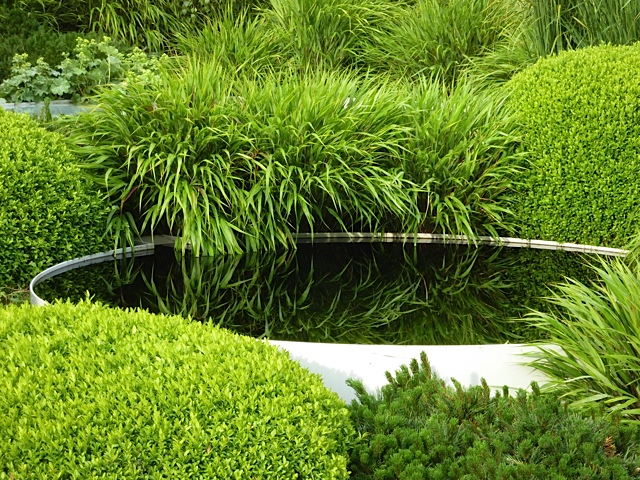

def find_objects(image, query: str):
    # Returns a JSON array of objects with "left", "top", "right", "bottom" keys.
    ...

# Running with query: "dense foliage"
[
  {"left": 0, "top": 301, "right": 354, "bottom": 478},
  {"left": 527, "top": 253, "right": 640, "bottom": 425},
  {"left": 360, "top": 0, "right": 523, "bottom": 85},
  {"left": 0, "top": 109, "right": 108, "bottom": 287},
  {"left": 509, "top": 44, "right": 640, "bottom": 247},
  {"left": 0, "top": 7, "right": 87, "bottom": 83},
  {"left": 2, "top": 0, "right": 269, "bottom": 51},
  {"left": 528, "top": 0, "right": 640, "bottom": 56},
  {"left": 348, "top": 352, "right": 640, "bottom": 479},
  {"left": 0, "top": 37, "right": 166, "bottom": 103},
  {"left": 64, "top": 60, "right": 518, "bottom": 255}
]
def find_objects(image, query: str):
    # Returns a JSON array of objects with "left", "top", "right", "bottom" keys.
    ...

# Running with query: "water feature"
[{"left": 34, "top": 242, "right": 600, "bottom": 345}]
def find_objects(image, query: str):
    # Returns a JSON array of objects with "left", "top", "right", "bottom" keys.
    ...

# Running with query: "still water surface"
[{"left": 35, "top": 243, "right": 598, "bottom": 345}]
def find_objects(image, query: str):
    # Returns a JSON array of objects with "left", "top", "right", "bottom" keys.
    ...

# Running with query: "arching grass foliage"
[
  {"left": 64, "top": 57, "right": 519, "bottom": 255},
  {"left": 527, "top": 250, "right": 640, "bottom": 425}
]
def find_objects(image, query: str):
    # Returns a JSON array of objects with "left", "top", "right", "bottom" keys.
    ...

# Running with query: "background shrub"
[
  {"left": 360, "top": 0, "right": 524, "bottom": 85},
  {"left": 265, "top": 0, "right": 396, "bottom": 70},
  {"left": 175, "top": 9, "right": 284, "bottom": 77},
  {"left": 508, "top": 44, "right": 640, "bottom": 247},
  {"left": 348, "top": 352, "right": 640, "bottom": 478},
  {"left": 0, "top": 109, "right": 108, "bottom": 287},
  {"left": 0, "top": 6, "right": 99, "bottom": 83},
  {"left": 0, "top": 301, "right": 354, "bottom": 477},
  {"left": 527, "top": 253, "right": 640, "bottom": 425},
  {"left": 2, "top": 0, "right": 269, "bottom": 52}
]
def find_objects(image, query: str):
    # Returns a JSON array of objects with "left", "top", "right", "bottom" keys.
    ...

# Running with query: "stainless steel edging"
[
  {"left": 29, "top": 243, "right": 155, "bottom": 306},
  {"left": 29, "top": 233, "right": 628, "bottom": 306},
  {"left": 295, "top": 233, "right": 629, "bottom": 256}
]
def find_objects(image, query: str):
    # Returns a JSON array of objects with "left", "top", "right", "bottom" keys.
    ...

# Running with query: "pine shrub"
[
  {"left": 0, "top": 301, "right": 354, "bottom": 478},
  {"left": 508, "top": 43, "right": 640, "bottom": 247},
  {"left": 0, "top": 109, "right": 108, "bottom": 287},
  {"left": 348, "top": 352, "right": 640, "bottom": 479}
]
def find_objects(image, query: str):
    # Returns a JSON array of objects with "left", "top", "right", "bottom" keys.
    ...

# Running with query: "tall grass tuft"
[
  {"left": 527, "top": 0, "right": 640, "bottom": 56},
  {"left": 360, "top": 0, "right": 524, "bottom": 84},
  {"left": 265, "top": 0, "right": 397, "bottom": 70},
  {"left": 404, "top": 80, "right": 520, "bottom": 238},
  {"left": 527, "top": 252, "right": 640, "bottom": 424},
  {"left": 175, "top": 9, "right": 284, "bottom": 76},
  {"left": 64, "top": 60, "right": 421, "bottom": 255}
]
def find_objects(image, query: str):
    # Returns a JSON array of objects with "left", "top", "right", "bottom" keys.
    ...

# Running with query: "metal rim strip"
[{"left": 29, "top": 233, "right": 629, "bottom": 306}]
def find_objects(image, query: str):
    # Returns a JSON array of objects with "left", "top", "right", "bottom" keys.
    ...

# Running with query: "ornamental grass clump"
[
  {"left": 0, "top": 301, "right": 354, "bottom": 478},
  {"left": 360, "top": 0, "right": 524, "bottom": 85},
  {"left": 527, "top": 0, "right": 640, "bottom": 56},
  {"left": 348, "top": 352, "right": 640, "bottom": 478},
  {"left": 265, "top": 0, "right": 396, "bottom": 70},
  {"left": 526, "top": 250, "right": 640, "bottom": 425},
  {"left": 175, "top": 9, "right": 283, "bottom": 77},
  {"left": 65, "top": 56, "right": 519, "bottom": 255},
  {"left": 0, "top": 109, "right": 108, "bottom": 288},
  {"left": 508, "top": 43, "right": 640, "bottom": 247},
  {"left": 403, "top": 80, "right": 520, "bottom": 238},
  {"left": 65, "top": 61, "right": 421, "bottom": 254}
]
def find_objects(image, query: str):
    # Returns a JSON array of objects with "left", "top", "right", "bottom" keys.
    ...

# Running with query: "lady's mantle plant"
[{"left": 0, "top": 37, "right": 165, "bottom": 103}]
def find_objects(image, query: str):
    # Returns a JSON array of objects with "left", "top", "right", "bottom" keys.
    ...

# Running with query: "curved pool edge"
[
  {"left": 28, "top": 233, "right": 623, "bottom": 400},
  {"left": 30, "top": 233, "right": 628, "bottom": 306},
  {"left": 29, "top": 240, "right": 156, "bottom": 306},
  {"left": 269, "top": 340, "right": 556, "bottom": 402}
]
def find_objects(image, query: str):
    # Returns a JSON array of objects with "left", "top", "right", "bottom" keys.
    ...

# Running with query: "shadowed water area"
[{"left": 35, "top": 243, "right": 601, "bottom": 345}]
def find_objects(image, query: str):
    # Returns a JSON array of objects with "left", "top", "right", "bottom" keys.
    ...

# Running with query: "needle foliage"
[{"left": 348, "top": 352, "right": 640, "bottom": 479}]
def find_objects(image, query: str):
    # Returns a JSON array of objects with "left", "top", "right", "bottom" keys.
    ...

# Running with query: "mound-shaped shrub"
[
  {"left": 0, "top": 110, "right": 108, "bottom": 287},
  {"left": 0, "top": 301, "right": 354, "bottom": 478},
  {"left": 509, "top": 44, "right": 640, "bottom": 247},
  {"left": 348, "top": 352, "right": 640, "bottom": 478}
]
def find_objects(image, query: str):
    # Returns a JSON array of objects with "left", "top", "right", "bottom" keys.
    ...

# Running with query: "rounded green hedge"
[
  {"left": 0, "top": 109, "right": 108, "bottom": 287},
  {"left": 508, "top": 43, "right": 640, "bottom": 247},
  {"left": 0, "top": 302, "right": 354, "bottom": 478}
]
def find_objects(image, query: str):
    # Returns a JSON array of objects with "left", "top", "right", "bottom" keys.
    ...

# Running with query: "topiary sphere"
[
  {"left": 508, "top": 43, "right": 640, "bottom": 247},
  {"left": 0, "top": 301, "right": 354, "bottom": 478},
  {"left": 0, "top": 109, "right": 109, "bottom": 287}
]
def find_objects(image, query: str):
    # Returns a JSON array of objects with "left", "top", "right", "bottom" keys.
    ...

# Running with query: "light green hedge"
[
  {"left": 0, "top": 109, "right": 108, "bottom": 287},
  {"left": 508, "top": 43, "right": 640, "bottom": 247},
  {"left": 0, "top": 302, "right": 354, "bottom": 478}
]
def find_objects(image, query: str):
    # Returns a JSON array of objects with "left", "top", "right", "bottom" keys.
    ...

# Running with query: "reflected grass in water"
[{"left": 36, "top": 243, "right": 599, "bottom": 345}]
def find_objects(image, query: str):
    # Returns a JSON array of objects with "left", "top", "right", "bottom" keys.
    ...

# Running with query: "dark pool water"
[{"left": 35, "top": 243, "right": 599, "bottom": 345}]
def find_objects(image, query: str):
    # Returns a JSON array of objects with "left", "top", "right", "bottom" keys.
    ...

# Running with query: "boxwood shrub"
[
  {"left": 348, "top": 352, "right": 640, "bottom": 479},
  {"left": 0, "top": 109, "right": 108, "bottom": 287},
  {"left": 0, "top": 301, "right": 354, "bottom": 478},
  {"left": 508, "top": 44, "right": 640, "bottom": 247}
]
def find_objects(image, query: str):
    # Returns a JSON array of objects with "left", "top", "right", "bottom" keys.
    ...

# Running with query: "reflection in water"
[{"left": 35, "top": 243, "right": 597, "bottom": 345}]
